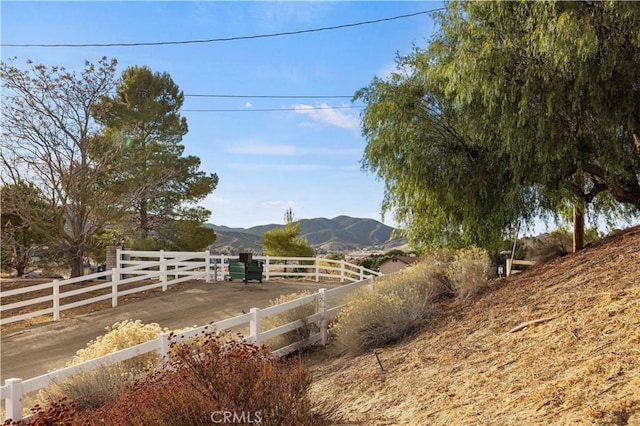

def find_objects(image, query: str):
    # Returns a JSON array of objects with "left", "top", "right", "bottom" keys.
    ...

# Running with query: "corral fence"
[
  {"left": 506, "top": 258, "right": 537, "bottom": 276},
  {"left": 1, "top": 250, "right": 381, "bottom": 421},
  {"left": 1, "top": 250, "right": 380, "bottom": 327}
]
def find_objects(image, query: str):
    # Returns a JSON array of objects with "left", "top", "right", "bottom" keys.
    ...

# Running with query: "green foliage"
[
  {"left": 94, "top": 65, "right": 218, "bottom": 249},
  {"left": 324, "top": 252, "right": 345, "bottom": 261},
  {"left": 357, "top": 1, "right": 640, "bottom": 253},
  {"left": 262, "top": 210, "right": 315, "bottom": 257},
  {"left": 0, "top": 183, "right": 53, "bottom": 276}
]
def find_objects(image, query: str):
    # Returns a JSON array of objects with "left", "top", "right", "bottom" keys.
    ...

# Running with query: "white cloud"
[
  {"left": 293, "top": 103, "right": 360, "bottom": 130},
  {"left": 244, "top": 102, "right": 253, "bottom": 108}
]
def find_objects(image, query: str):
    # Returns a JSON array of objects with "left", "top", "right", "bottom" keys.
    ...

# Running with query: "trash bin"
[
  {"left": 228, "top": 255, "right": 263, "bottom": 284},
  {"left": 245, "top": 260, "right": 263, "bottom": 283}
]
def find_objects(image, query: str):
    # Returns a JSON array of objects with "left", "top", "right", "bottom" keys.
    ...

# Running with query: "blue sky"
[{"left": 1, "top": 1, "right": 441, "bottom": 229}]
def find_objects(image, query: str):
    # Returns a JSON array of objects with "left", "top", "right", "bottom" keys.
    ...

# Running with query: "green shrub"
[
  {"left": 261, "top": 291, "right": 317, "bottom": 351},
  {"left": 332, "top": 261, "right": 444, "bottom": 354},
  {"left": 445, "top": 246, "right": 491, "bottom": 299}
]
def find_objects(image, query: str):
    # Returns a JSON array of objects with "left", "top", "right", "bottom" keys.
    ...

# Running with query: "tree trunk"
[
  {"left": 70, "top": 256, "right": 84, "bottom": 278},
  {"left": 573, "top": 207, "right": 584, "bottom": 252},
  {"left": 140, "top": 198, "right": 149, "bottom": 234}
]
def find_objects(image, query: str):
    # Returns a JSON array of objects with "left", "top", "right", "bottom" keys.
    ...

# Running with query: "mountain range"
[{"left": 206, "top": 215, "right": 408, "bottom": 254}]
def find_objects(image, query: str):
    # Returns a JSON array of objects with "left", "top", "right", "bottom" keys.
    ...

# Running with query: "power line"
[
  {"left": 2, "top": 9, "right": 443, "bottom": 48},
  {"left": 185, "top": 94, "right": 353, "bottom": 99},
  {"left": 182, "top": 105, "right": 364, "bottom": 112}
]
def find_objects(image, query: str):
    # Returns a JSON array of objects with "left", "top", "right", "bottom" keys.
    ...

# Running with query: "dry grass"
[
  {"left": 18, "top": 334, "right": 329, "bottom": 425},
  {"left": 261, "top": 291, "right": 318, "bottom": 351},
  {"left": 331, "top": 249, "right": 487, "bottom": 354},
  {"left": 308, "top": 226, "right": 640, "bottom": 425},
  {"left": 36, "top": 320, "right": 165, "bottom": 411}
]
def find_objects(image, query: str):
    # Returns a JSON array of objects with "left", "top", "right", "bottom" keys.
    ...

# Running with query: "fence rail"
[
  {"left": 1, "top": 276, "right": 376, "bottom": 421},
  {"left": 505, "top": 259, "right": 537, "bottom": 276},
  {"left": 1, "top": 251, "right": 379, "bottom": 326}
]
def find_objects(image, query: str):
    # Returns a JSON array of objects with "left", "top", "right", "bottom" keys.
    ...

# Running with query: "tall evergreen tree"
[{"left": 94, "top": 66, "right": 218, "bottom": 249}]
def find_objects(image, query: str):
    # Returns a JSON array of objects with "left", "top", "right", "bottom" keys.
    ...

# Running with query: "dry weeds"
[{"left": 308, "top": 226, "right": 640, "bottom": 425}]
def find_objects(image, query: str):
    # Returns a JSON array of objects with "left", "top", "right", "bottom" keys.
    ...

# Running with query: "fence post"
[
  {"left": 160, "top": 250, "right": 167, "bottom": 291},
  {"left": 367, "top": 276, "right": 374, "bottom": 291},
  {"left": 340, "top": 260, "right": 345, "bottom": 283},
  {"left": 5, "top": 378, "right": 23, "bottom": 421},
  {"left": 360, "top": 265, "right": 365, "bottom": 281},
  {"left": 506, "top": 259, "right": 512, "bottom": 277},
  {"left": 317, "top": 288, "right": 328, "bottom": 345},
  {"left": 315, "top": 257, "right": 320, "bottom": 282},
  {"left": 111, "top": 268, "right": 120, "bottom": 308},
  {"left": 249, "top": 308, "right": 260, "bottom": 345},
  {"left": 212, "top": 255, "right": 218, "bottom": 282},
  {"left": 204, "top": 250, "right": 211, "bottom": 283},
  {"left": 53, "top": 279, "right": 60, "bottom": 321},
  {"left": 220, "top": 255, "right": 226, "bottom": 281},
  {"left": 264, "top": 256, "right": 270, "bottom": 281}
]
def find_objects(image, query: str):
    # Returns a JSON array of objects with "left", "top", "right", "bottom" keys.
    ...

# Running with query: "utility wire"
[
  {"left": 182, "top": 105, "right": 364, "bottom": 112},
  {"left": 2, "top": 9, "right": 443, "bottom": 48},
  {"left": 185, "top": 94, "right": 353, "bottom": 99}
]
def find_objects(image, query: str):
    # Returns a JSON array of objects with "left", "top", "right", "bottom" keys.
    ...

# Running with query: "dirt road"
[{"left": 1, "top": 279, "right": 340, "bottom": 382}]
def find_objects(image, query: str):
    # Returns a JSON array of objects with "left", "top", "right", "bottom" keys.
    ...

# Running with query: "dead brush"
[
  {"left": 332, "top": 260, "right": 445, "bottom": 354},
  {"left": 61, "top": 331, "right": 330, "bottom": 425}
]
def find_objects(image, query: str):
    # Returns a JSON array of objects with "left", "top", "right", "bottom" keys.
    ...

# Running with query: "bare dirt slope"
[{"left": 308, "top": 226, "right": 640, "bottom": 425}]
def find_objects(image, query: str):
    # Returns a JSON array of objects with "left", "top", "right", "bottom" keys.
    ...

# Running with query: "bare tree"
[{"left": 0, "top": 57, "right": 143, "bottom": 277}]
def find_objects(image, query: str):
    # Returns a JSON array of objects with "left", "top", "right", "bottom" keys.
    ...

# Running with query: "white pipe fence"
[
  {"left": 1, "top": 277, "right": 376, "bottom": 422},
  {"left": 1, "top": 251, "right": 380, "bottom": 326}
]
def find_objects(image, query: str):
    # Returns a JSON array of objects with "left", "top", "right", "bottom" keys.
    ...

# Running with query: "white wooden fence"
[
  {"left": 506, "top": 259, "right": 537, "bottom": 276},
  {"left": 1, "top": 277, "right": 375, "bottom": 422},
  {"left": 0, "top": 250, "right": 380, "bottom": 421},
  {"left": 1, "top": 250, "right": 380, "bottom": 326}
]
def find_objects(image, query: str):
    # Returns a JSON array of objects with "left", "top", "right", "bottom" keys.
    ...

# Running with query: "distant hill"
[{"left": 206, "top": 216, "right": 408, "bottom": 254}]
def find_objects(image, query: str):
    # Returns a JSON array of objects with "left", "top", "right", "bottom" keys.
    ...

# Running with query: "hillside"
[
  {"left": 308, "top": 226, "right": 640, "bottom": 425},
  {"left": 207, "top": 216, "right": 408, "bottom": 254}
]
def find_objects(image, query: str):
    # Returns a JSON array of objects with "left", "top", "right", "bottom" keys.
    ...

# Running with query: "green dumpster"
[{"left": 228, "top": 257, "right": 263, "bottom": 283}]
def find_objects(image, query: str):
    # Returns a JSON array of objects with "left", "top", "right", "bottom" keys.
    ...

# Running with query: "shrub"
[
  {"left": 445, "top": 246, "right": 491, "bottom": 299},
  {"left": 38, "top": 320, "right": 164, "bottom": 411},
  {"left": 75, "top": 332, "right": 328, "bottom": 425},
  {"left": 16, "top": 332, "right": 328, "bottom": 425},
  {"left": 332, "top": 261, "right": 444, "bottom": 354},
  {"left": 261, "top": 291, "right": 317, "bottom": 351}
]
